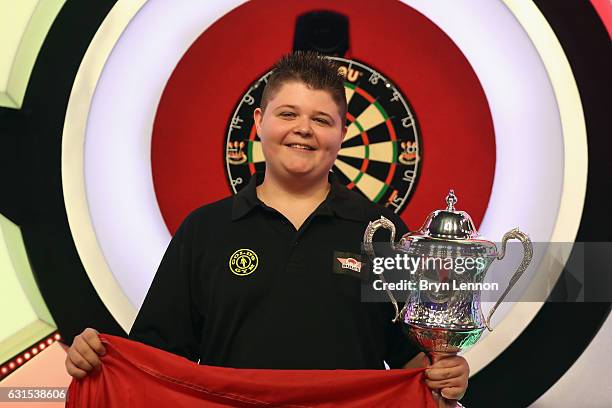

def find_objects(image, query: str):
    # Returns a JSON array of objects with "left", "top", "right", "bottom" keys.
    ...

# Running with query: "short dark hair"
[{"left": 260, "top": 51, "right": 347, "bottom": 120}]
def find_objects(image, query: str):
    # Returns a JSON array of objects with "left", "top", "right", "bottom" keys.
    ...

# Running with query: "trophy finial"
[{"left": 446, "top": 189, "right": 457, "bottom": 211}]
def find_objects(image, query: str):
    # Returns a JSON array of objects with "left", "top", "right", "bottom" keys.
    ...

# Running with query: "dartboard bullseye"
[{"left": 225, "top": 57, "right": 421, "bottom": 214}]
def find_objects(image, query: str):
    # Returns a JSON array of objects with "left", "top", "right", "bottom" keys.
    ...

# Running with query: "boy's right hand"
[{"left": 65, "top": 328, "right": 106, "bottom": 379}]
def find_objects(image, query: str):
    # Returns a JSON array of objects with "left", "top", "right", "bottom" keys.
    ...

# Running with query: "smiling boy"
[{"left": 66, "top": 51, "right": 468, "bottom": 406}]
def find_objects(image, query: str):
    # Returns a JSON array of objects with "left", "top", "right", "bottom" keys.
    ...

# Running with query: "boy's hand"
[
  {"left": 424, "top": 354, "right": 469, "bottom": 404},
  {"left": 65, "top": 328, "right": 106, "bottom": 379}
]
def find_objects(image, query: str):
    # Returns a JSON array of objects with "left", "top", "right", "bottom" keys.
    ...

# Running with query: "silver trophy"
[{"left": 363, "top": 191, "right": 533, "bottom": 403}]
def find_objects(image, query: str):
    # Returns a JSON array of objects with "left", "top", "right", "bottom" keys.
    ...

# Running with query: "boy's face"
[{"left": 254, "top": 81, "right": 347, "bottom": 182}]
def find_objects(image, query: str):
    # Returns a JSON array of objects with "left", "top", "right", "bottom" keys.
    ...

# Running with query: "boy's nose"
[{"left": 293, "top": 118, "right": 313, "bottom": 137}]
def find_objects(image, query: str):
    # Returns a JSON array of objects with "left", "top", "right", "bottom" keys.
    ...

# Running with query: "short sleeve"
[{"left": 128, "top": 213, "right": 204, "bottom": 362}]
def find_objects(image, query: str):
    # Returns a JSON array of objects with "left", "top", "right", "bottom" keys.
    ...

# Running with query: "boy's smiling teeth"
[{"left": 287, "top": 143, "right": 315, "bottom": 151}]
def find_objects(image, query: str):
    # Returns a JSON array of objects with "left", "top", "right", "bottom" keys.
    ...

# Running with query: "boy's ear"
[
  {"left": 341, "top": 125, "right": 348, "bottom": 141},
  {"left": 253, "top": 108, "right": 263, "bottom": 136}
]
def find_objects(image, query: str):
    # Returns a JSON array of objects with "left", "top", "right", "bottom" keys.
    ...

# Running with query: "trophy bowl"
[{"left": 363, "top": 190, "right": 533, "bottom": 358}]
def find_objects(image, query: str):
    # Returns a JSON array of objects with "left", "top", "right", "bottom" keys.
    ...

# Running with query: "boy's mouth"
[{"left": 285, "top": 143, "right": 316, "bottom": 151}]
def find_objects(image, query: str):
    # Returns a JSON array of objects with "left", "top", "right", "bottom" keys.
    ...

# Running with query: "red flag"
[{"left": 66, "top": 334, "right": 436, "bottom": 407}]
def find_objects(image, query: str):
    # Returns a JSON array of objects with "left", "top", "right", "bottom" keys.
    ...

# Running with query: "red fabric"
[{"left": 67, "top": 334, "right": 436, "bottom": 407}]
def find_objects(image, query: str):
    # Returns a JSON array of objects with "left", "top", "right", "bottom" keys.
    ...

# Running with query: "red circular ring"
[{"left": 152, "top": 0, "right": 496, "bottom": 233}]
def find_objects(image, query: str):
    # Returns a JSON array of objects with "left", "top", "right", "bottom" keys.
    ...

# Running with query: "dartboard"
[{"left": 225, "top": 57, "right": 421, "bottom": 214}]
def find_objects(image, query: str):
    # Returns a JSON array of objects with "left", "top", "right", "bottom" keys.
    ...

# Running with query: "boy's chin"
[{"left": 281, "top": 166, "right": 326, "bottom": 179}]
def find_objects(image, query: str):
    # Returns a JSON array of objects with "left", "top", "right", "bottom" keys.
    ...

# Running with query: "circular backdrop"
[
  {"left": 56, "top": 0, "right": 597, "bottom": 405},
  {"left": 150, "top": 0, "right": 496, "bottom": 234}
]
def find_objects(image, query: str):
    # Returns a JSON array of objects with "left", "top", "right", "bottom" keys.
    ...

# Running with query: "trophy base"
[{"left": 404, "top": 323, "right": 484, "bottom": 354}]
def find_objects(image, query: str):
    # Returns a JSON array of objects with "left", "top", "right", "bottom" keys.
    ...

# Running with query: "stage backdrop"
[{"left": 1, "top": 1, "right": 610, "bottom": 407}]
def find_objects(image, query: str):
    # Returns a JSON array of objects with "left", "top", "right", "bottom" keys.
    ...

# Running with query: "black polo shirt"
[{"left": 129, "top": 172, "right": 420, "bottom": 369}]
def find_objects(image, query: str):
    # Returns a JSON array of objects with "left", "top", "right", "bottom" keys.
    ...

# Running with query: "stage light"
[{"left": 0, "top": 332, "right": 61, "bottom": 380}]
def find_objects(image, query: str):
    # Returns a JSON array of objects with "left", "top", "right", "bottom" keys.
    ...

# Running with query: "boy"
[{"left": 66, "top": 52, "right": 468, "bottom": 405}]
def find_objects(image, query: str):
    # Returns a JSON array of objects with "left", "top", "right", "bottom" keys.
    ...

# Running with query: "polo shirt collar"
[{"left": 231, "top": 171, "right": 368, "bottom": 222}]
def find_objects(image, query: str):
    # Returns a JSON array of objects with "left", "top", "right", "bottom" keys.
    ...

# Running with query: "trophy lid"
[{"left": 418, "top": 190, "right": 479, "bottom": 240}]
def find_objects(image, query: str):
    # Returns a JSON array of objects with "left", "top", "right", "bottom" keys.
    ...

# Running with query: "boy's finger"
[
  {"left": 430, "top": 356, "right": 464, "bottom": 369},
  {"left": 425, "top": 365, "right": 464, "bottom": 381},
  {"left": 441, "top": 386, "right": 466, "bottom": 400},
  {"left": 82, "top": 330, "right": 106, "bottom": 356},
  {"left": 65, "top": 359, "right": 87, "bottom": 380},
  {"left": 74, "top": 342, "right": 102, "bottom": 369},
  {"left": 430, "top": 352, "right": 454, "bottom": 363},
  {"left": 430, "top": 390, "right": 457, "bottom": 408},
  {"left": 425, "top": 378, "right": 461, "bottom": 390},
  {"left": 68, "top": 348, "right": 93, "bottom": 371}
]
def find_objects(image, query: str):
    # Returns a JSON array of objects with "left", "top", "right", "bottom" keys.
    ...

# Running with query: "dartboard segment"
[
  {"left": 344, "top": 86, "right": 356, "bottom": 105},
  {"left": 345, "top": 103, "right": 387, "bottom": 143},
  {"left": 368, "top": 141, "right": 396, "bottom": 163},
  {"left": 249, "top": 140, "right": 265, "bottom": 164},
  {"left": 334, "top": 159, "right": 388, "bottom": 201}
]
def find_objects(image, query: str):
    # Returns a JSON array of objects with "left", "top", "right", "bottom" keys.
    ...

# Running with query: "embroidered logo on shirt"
[
  {"left": 229, "top": 248, "right": 259, "bottom": 276},
  {"left": 333, "top": 251, "right": 366, "bottom": 281},
  {"left": 336, "top": 257, "right": 362, "bottom": 273}
]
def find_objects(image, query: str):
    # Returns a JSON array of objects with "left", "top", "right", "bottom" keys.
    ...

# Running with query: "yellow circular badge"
[{"left": 229, "top": 248, "right": 259, "bottom": 276}]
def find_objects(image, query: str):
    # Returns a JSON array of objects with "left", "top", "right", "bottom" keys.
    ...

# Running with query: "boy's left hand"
[{"left": 424, "top": 354, "right": 469, "bottom": 401}]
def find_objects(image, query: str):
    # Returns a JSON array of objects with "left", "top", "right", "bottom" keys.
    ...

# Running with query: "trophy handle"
[
  {"left": 363, "top": 216, "right": 401, "bottom": 322},
  {"left": 484, "top": 227, "right": 533, "bottom": 331}
]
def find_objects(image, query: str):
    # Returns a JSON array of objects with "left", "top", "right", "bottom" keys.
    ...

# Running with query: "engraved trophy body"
[{"left": 364, "top": 190, "right": 533, "bottom": 364}]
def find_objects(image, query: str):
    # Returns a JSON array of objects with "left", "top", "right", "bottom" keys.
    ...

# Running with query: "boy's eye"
[
  {"left": 314, "top": 117, "right": 331, "bottom": 125},
  {"left": 279, "top": 112, "right": 296, "bottom": 118}
]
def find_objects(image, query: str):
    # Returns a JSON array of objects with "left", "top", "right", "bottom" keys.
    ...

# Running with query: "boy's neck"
[
  {"left": 257, "top": 172, "right": 330, "bottom": 208},
  {"left": 256, "top": 172, "right": 331, "bottom": 230}
]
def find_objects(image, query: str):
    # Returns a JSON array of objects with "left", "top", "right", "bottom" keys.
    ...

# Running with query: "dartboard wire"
[{"left": 346, "top": 58, "right": 354, "bottom": 76}]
